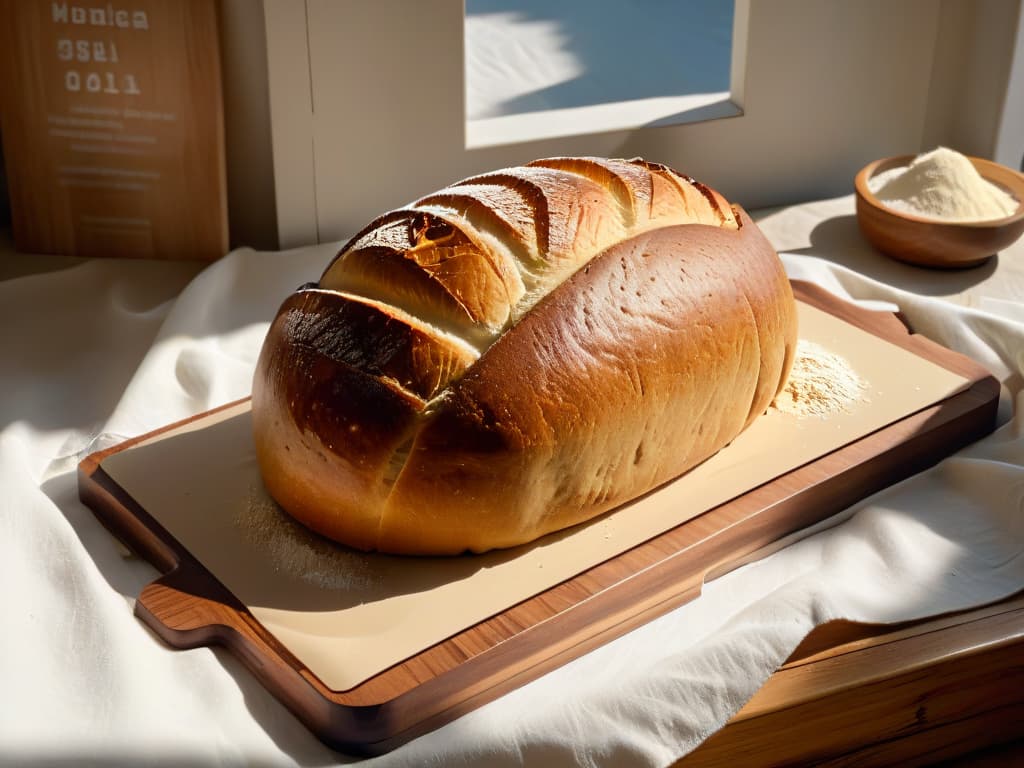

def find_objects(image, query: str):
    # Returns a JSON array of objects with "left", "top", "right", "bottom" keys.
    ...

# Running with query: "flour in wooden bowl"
[
  {"left": 868, "top": 146, "right": 1018, "bottom": 223},
  {"left": 772, "top": 340, "right": 868, "bottom": 417}
]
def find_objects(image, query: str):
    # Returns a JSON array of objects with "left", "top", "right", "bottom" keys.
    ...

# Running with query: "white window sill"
[{"left": 466, "top": 92, "right": 741, "bottom": 149}]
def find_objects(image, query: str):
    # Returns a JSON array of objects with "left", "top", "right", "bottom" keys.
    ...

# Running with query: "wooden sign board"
[{"left": 0, "top": 0, "right": 227, "bottom": 260}]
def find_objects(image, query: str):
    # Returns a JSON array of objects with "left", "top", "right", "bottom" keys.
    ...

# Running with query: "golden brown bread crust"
[
  {"left": 252, "top": 157, "right": 796, "bottom": 555},
  {"left": 376, "top": 212, "right": 794, "bottom": 553}
]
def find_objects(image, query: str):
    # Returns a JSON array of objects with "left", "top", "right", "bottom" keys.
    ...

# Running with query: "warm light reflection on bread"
[{"left": 252, "top": 157, "right": 796, "bottom": 555}]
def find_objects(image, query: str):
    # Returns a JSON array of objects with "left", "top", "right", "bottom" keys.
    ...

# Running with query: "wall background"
[{"left": 207, "top": 0, "right": 1024, "bottom": 250}]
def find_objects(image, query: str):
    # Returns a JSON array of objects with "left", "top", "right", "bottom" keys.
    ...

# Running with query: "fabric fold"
[{"left": 3, "top": 195, "right": 1023, "bottom": 767}]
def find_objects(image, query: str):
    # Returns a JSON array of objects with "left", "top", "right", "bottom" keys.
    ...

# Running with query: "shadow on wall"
[{"left": 465, "top": 0, "right": 734, "bottom": 119}]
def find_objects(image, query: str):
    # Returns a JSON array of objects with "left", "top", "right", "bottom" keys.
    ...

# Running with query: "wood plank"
[
  {"left": 680, "top": 595, "right": 1024, "bottom": 767},
  {"left": 77, "top": 281, "right": 1002, "bottom": 753}
]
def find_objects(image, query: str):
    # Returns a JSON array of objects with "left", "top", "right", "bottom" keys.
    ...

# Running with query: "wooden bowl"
[{"left": 854, "top": 154, "right": 1024, "bottom": 268}]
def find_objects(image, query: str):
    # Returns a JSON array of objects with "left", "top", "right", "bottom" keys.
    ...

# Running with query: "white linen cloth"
[{"left": 2, "top": 195, "right": 1023, "bottom": 767}]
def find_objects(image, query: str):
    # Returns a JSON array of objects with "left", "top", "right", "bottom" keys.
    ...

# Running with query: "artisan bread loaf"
[{"left": 252, "top": 157, "right": 797, "bottom": 555}]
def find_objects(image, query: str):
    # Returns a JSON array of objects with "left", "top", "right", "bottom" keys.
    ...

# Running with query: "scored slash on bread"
[
  {"left": 318, "top": 157, "right": 736, "bottom": 343},
  {"left": 252, "top": 157, "right": 795, "bottom": 555}
]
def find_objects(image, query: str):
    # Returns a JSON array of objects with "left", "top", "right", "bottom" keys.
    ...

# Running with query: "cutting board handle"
[{"left": 136, "top": 566, "right": 245, "bottom": 647}]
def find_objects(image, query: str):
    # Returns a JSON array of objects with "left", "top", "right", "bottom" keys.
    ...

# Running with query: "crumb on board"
[{"left": 236, "top": 486, "right": 379, "bottom": 591}]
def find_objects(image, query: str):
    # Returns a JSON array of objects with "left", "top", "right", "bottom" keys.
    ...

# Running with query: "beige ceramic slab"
[{"left": 102, "top": 301, "right": 968, "bottom": 691}]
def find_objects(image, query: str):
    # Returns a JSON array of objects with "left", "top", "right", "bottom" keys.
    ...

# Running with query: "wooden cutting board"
[{"left": 77, "top": 282, "right": 1000, "bottom": 754}]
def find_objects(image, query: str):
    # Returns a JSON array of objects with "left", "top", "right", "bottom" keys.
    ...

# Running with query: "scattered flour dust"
[
  {"left": 772, "top": 340, "right": 868, "bottom": 418},
  {"left": 236, "top": 484, "right": 379, "bottom": 591}
]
